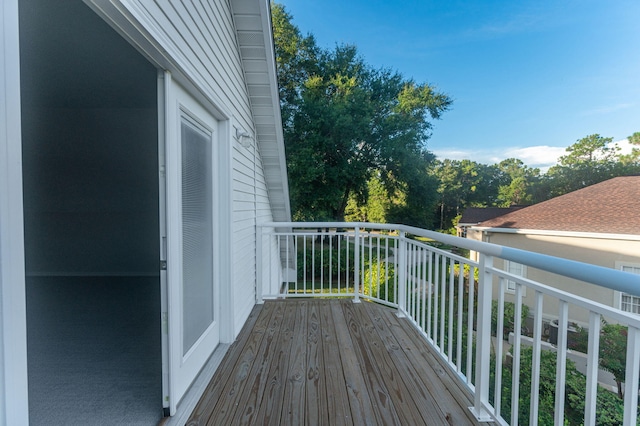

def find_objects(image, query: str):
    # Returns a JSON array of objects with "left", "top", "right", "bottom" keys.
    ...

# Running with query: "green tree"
[
  {"left": 345, "top": 176, "right": 392, "bottom": 223},
  {"left": 619, "top": 131, "right": 640, "bottom": 171},
  {"left": 273, "top": 3, "right": 451, "bottom": 223},
  {"left": 598, "top": 323, "right": 629, "bottom": 399},
  {"left": 432, "top": 159, "right": 500, "bottom": 230},
  {"left": 495, "top": 158, "right": 541, "bottom": 206},
  {"left": 547, "top": 134, "right": 621, "bottom": 196}
]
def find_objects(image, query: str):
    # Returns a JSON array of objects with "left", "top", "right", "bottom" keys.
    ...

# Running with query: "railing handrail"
[{"left": 259, "top": 221, "right": 640, "bottom": 297}]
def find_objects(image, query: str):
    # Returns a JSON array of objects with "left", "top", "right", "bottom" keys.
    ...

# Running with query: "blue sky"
[{"left": 276, "top": 0, "right": 640, "bottom": 170}]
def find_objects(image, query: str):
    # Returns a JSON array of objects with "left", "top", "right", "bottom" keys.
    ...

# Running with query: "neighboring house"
[
  {"left": 466, "top": 176, "right": 640, "bottom": 325},
  {"left": 1, "top": 0, "right": 289, "bottom": 424},
  {"left": 456, "top": 206, "right": 524, "bottom": 237}
]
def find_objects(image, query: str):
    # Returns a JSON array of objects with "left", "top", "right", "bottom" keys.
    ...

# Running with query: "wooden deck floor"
[{"left": 186, "top": 299, "right": 487, "bottom": 425}]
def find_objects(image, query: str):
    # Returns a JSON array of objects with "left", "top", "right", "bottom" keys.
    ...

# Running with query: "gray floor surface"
[{"left": 26, "top": 276, "right": 163, "bottom": 425}]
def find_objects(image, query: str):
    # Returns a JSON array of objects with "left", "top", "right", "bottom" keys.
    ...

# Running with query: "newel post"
[
  {"left": 256, "top": 224, "right": 264, "bottom": 304},
  {"left": 396, "top": 230, "right": 407, "bottom": 317},
  {"left": 470, "top": 252, "right": 494, "bottom": 422},
  {"left": 353, "top": 226, "right": 361, "bottom": 303}
]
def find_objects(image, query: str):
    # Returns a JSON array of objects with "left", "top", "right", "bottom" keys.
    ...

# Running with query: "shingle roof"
[
  {"left": 475, "top": 176, "right": 640, "bottom": 235},
  {"left": 458, "top": 206, "right": 524, "bottom": 225}
]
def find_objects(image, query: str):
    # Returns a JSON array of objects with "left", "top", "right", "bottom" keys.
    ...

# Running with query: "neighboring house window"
[
  {"left": 505, "top": 261, "right": 526, "bottom": 294},
  {"left": 620, "top": 264, "right": 640, "bottom": 314}
]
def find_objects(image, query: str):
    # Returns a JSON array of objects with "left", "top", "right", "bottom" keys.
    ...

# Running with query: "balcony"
[
  {"left": 195, "top": 222, "right": 640, "bottom": 425},
  {"left": 186, "top": 299, "right": 483, "bottom": 424}
]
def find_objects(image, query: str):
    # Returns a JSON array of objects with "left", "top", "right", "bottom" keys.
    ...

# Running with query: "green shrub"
[
  {"left": 499, "top": 346, "right": 631, "bottom": 425},
  {"left": 362, "top": 259, "right": 396, "bottom": 302},
  {"left": 491, "top": 300, "right": 529, "bottom": 337}
]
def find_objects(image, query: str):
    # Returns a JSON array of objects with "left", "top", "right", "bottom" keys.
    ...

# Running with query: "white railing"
[{"left": 257, "top": 222, "right": 640, "bottom": 426}]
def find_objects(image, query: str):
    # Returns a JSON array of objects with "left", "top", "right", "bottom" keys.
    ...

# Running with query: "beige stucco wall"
[{"left": 466, "top": 228, "right": 640, "bottom": 324}]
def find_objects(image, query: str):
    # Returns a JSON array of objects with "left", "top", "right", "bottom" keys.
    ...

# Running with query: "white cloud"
[
  {"left": 433, "top": 139, "right": 635, "bottom": 173},
  {"left": 504, "top": 146, "right": 566, "bottom": 168},
  {"left": 610, "top": 138, "right": 633, "bottom": 155},
  {"left": 432, "top": 145, "right": 566, "bottom": 172}
]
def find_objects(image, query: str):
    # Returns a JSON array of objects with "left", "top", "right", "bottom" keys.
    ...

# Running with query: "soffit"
[{"left": 231, "top": 0, "right": 291, "bottom": 222}]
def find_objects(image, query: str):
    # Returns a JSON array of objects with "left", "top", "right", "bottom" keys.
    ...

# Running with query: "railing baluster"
[
  {"left": 286, "top": 233, "right": 291, "bottom": 296},
  {"left": 311, "top": 234, "right": 315, "bottom": 293},
  {"left": 410, "top": 243, "right": 416, "bottom": 319},
  {"left": 433, "top": 253, "right": 440, "bottom": 348},
  {"left": 470, "top": 253, "right": 493, "bottom": 422},
  {"left": 511, "top": 283, "right": 524, "bottom": 426},
  {"left": 439, "top": 255, "right": 446, "bottom": 352},
  {"left": 376, "top": 236, "right": 381, "bottom": 300},
  {"left": 414, "top": 245, "right": 420, "bottom": 320},
  {"left": 328, "top": 230, "right": 332, "bottom": 292},
  {"left": 427, "top": 250, "right": 433, "bottom": 340},
  {"left": 495, "top": 278, "right": 505, "bottom": 420},
  {"left": 623, "top": 326, "right": 640, "bottom": 425},
  {"left": 529, "top": 291, "right": 544, "bottom": 425},
  {"left": 448, "top": 258, "right": 454, "bottom": 362},
  {"left": 345, "top": 232, "right": 350, "bottom": 292},
  {"left": 256, "top": 225, "right": 263, "bottom": 302},
  {"left": 466, "top": 265, "right": 475, "bottom": 385},
  {"left": 554, "top": 300, "right": 569, "bottom": 426},
  {"left": 584, "top": 311, "right": 601, "bottom": 426},
  {"left": 421, "top": 248, "right": 427, "bottom": 333},
  {"left": 396, "top": 231, "right": 407, "bottom": 316},
  {"left": 456, "top": 260, "right": 464, "bottom": 373},
  {"left": 353, "top": 226, "right": 360, "bottom": 303},
  {"left": 384, "top": 237, "right": 389, "bottom": 303},
  {"left": 338, "top": 231, "right": 342, "bottom": 293},
  {"left": 302, "top": 234, "right": 306, "bottom": 294},
  {"left": 320, "top": 229, "right": 324, "bottom": 293}
]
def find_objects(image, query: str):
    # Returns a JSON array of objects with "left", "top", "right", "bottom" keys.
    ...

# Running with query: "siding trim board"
[
  {"left": 471, "top": 227, "right": 640, "bottom": 242},
  {"left": 1, "top": 0, "right": 30, "bottom": 423}
]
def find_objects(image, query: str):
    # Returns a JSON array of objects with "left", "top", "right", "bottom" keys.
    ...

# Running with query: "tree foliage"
[
  {"left": 500, "top": 347, "right": 628, "bottom": 425},
  {"left": 599, "top": 323, "right": 628, "bottom": 399},
  {"left": 546, "top": 134, "right": 620, "bottom": 196},
  {"left": 272, "top": 3, "right": 451, "bottom": 224},
  {"left": 430, "top": 131, "right": 640, "bottom": 231}
]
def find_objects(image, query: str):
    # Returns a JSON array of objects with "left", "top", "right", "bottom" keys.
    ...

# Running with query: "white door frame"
[
  {"left": 0, "top": 0, "right": 30, "bottom": 424},
  {"left": 166, "top": 77, "right": 222, "bottom": 413}
]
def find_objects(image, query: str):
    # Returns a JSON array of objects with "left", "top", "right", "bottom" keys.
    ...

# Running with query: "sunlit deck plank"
[
  {"left": 321, "top": 301, "right": 353, "bottom": 425},
  {"left": 187, "top": 299, "right": 491, "bottom": 425},
  {"left": 186, "top": 301, "right": 268, "bottom": 425},
  {"left": 359, "top": 300, "right": 453, "bottom": 424},
  {"left": 329, "top": 300, "right": 377, "bottom": 425},
  {"left": 377, "top": 303, "right": 478, "bottom": 425},
  {"left": 231, "top": 301, "right": 286, "bottom": 424},
  {"left": 251, "top": 301, "right": 297, "bottom": 425}
]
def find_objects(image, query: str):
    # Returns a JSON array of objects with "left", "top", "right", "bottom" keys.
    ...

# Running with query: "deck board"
[
  {"left": 187, "top": 299, "right": 492, "bottom": 425},
  {"left": 321, "top": 301, "right": 352, "bottom": 425}
]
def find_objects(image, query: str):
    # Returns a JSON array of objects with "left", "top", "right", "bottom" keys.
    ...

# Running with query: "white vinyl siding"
[
  {"left": 620, "top": 264, "right": 640, "bottom": 314},
  {"left": 123, "top": 0, "right": 281, "bottom": 335}
]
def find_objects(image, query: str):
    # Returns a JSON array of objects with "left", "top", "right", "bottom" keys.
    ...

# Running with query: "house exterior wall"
[
  {"left": 115, "top": 0, "right": 283, "bottom": 335},
  {"left": 467, "top": 228, "right": 640, "bottom": 324},
  {"left": 2, "top": 0, "right": 287, "bottom": 420}
]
